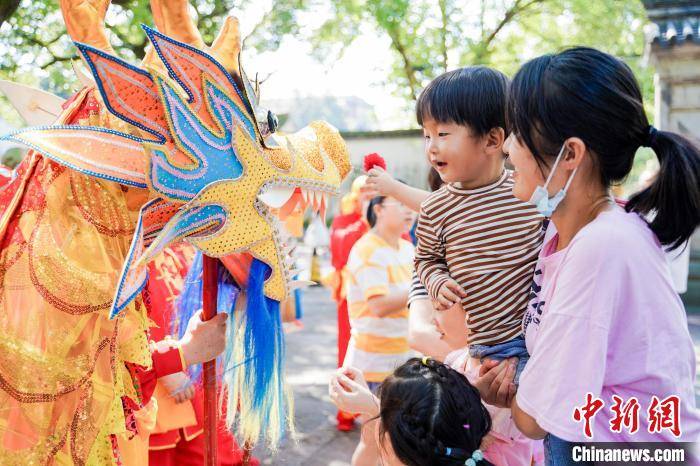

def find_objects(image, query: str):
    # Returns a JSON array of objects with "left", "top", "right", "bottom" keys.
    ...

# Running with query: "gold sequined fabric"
[{"left": 0, "top": 90, "right": 151, "bottom": 465}]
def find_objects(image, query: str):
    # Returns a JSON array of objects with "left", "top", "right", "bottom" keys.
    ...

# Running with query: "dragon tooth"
[
  {"left": 258, "top": 186, "right": 295, "bottom": 209},
  {"left": 320, "top": 197, "right": 327, "bottom": 223},
  {"left": 310, "top": 191, "right": 319, "bottom": 212}
]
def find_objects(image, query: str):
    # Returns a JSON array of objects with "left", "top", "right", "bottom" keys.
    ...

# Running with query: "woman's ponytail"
[{"left": 626, "top": 129, "right": 700, "bottom": 250}]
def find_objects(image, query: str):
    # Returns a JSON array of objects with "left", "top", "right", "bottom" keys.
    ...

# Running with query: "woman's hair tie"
[{"left": 642, "top": 125, "right": 659, "bottom": 148}]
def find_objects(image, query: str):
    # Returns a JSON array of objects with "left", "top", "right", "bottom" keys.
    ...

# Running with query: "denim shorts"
[
  {"left": 544, "top": 434, "right": 590, "bottom": 466},
  {"left": 468, "top": 335, "right": 529, "bottom": 385}
]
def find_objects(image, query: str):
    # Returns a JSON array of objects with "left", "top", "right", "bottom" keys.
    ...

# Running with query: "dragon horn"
[
  {"left": 60, "top": 0, "right": 115, "bottom": 54},
  {"left": 210, "top": 16, "right": 242, "bottom": 77},
  {"left": 143, "top": 0, "right": 205, "bottom": 70}
]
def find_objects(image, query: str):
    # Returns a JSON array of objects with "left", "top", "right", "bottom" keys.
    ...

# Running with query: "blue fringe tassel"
[
  {"left": 176, "top": 253, "right": 288, "bottom": 445},
  {"left": 244, "top": 259, "right": 286, "bottom": 438},
  {"left": 174, "top": 251, "right": 240, "bottom": 380}
]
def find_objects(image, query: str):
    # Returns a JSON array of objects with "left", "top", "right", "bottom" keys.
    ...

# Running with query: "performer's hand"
[
  {"left": 363, "top": 167, "right": 397, "bottom": 197},
  {"left": 180, "top": 310, "right": 228, "bottom": 366},
  {"left": 436, "top": 279, "right": 466, "bottom": 310},
  {"left": 161, "top": 372, "right": 195, "bottom": 403},
  {"left": 329, "top": 367, "right": 378, "bottom": 416},
  {"left": 473, "top": 357, "right": 517, "bottom": 408}
]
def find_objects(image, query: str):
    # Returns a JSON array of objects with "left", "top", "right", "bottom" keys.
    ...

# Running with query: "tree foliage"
[
  {"left": 309, "top": 0, "right": 651, "bottom": 104},
  {"left": 0, "top": 0, "right": 653, "bottom": 120}
]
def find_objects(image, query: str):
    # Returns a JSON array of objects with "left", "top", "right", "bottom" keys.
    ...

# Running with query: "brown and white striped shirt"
[{"left": 414, "top": 170, "right": 543, "bottom": 346}]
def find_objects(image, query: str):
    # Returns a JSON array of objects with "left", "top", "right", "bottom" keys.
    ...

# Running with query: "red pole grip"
[{"left": 202, "top": 255, "right": 219, "bottom": 466}]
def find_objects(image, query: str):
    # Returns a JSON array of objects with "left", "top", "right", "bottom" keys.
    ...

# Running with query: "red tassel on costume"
[{"left": 363, "top": 153, "right": 386, "bottom": 172}]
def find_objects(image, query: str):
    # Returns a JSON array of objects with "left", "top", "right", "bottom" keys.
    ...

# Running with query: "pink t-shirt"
[{"left": 518, "top": 206, "right": 700, "bottom": 443}]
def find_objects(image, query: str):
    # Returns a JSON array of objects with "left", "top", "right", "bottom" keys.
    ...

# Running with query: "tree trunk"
[{"left": 0, "top": 0, "right": 21, "bottom": 26}]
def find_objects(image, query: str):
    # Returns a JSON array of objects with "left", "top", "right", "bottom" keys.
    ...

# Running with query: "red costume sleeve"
[{"left": 131, "top": 346, "right": 187, "bottom": 405}]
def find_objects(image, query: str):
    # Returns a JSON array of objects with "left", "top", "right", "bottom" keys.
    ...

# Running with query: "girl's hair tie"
[
  {"left": 421, "top": 356, "right": 430, "bottom": 366},
  {"left": 441, "top": 447, "right": 484, "bottom": 464},
  {"left": 465, "top": 449, "right": 484, "bottom": 466}
]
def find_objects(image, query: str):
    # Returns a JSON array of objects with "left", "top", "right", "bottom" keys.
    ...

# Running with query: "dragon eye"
[{"left": 267, "top": 110, "right": 279, "bottom": 134}]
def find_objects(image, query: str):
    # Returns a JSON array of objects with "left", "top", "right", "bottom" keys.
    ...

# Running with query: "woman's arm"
[
  {"left": 407, "top": 299, "right": 451, "bottom": 360},
  {"left": 512, "top": 398, "right": 547, "bottom": 440},
  {"left": 364, "top": 167, "right": 429, "bottom": 212}
]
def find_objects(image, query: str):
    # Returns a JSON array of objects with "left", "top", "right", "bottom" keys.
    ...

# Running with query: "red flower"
[{"left": 363, "top": 153, "right": 386, "bottom": 172}]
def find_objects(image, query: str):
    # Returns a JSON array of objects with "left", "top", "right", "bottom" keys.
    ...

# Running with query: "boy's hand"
[
  {"left": 362, "top": 167, "right": 397, "bottom": 197},
  {"left": 436, "top": 279, "right": 466, "bottom": 310}
]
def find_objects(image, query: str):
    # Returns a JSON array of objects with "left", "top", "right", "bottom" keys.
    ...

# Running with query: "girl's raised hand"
[
  {"left": 339, "top": 366, "right": 367, "bottom": 388},
  {"left": 474, "top": 357, "right": 517, "bottom": 408},
  {"left": 329, "top": 367, "right": 379, "bottom": 416}
]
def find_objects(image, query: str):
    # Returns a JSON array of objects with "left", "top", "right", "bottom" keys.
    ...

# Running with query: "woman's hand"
[
  {"left": 363, "top": 167, "right": 398, "bottom": 197},
  {"left": 473, "top": 357, "right": 517, "bottom": 408},
  {"left": 160, "top": 372, "right": 195, "bottom": 403},
  {"left": 329, "top": 367, "right": 379, "bottom": 416},
  {"left": 179, "top": 310, "right": 228, "bottom": 366}
]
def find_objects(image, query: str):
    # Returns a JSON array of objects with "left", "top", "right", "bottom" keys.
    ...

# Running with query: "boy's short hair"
[{"left": 416, "top": 66, "right": 509, "bottom": 136}]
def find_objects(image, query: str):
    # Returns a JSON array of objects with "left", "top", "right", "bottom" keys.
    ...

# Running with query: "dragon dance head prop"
[
  {"left": 2, "top": 0, "right": 350, "bottom": 448},
  {"left": 6, "top": 26, "right": 350, "bottom": 316}
]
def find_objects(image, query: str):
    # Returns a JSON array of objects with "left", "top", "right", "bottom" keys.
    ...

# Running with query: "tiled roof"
[{"left": 643, "top": 1, "right": 700, "bottom": 46}]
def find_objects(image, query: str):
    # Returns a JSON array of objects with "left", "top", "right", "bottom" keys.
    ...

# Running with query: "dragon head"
[{"left": 5, "top": 20, "right": 350, "bottom": 315}]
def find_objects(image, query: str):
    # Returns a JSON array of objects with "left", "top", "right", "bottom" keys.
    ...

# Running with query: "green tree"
[
  {"left": 0, "top": 0, "right": 313, "bottom": 125},
  {"left": 309, "top": 0, "right": 652, "bottom": 104},
  {"left": 0, "top": 0, "right": 311, "bottom": 97}
]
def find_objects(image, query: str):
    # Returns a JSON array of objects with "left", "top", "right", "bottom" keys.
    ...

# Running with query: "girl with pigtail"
[{"left": 330, "top": 358, "right": 494, "bottom": 466}]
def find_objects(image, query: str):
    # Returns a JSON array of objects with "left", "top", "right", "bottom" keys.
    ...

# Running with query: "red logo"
[
  {"left": 647, "top": 395, "right": 681, "bottom": 437},
  {"left": 574, "top": 394, "right": 682, "bottom": 438},
  {"left": 573, "top": 393, "right": 605, "bottom": 438},
  {"left": 609, "top": 395, "right": 640, "bottom": 434}
]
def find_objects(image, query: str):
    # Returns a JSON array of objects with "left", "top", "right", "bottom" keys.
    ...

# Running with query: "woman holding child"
[
  {"left": 331, "top": 47, "right": 700, "bottom": 465},
  {"left": 484, "top": 46, "right": 700, "bottom": 460}
]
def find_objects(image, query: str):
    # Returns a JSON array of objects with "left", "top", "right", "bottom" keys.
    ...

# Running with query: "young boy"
[{"left": 414, "top": 66, "right": 543, "bottom": 380}]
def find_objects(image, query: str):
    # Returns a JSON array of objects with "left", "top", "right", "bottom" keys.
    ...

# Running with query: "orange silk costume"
[{"left": 0, "top": 90, "right": 153, "bottom": 465}]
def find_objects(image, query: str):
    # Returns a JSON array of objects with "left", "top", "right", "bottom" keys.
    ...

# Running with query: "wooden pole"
[{"left": 202, "top": 255, "right": 219, "bottom": 466}]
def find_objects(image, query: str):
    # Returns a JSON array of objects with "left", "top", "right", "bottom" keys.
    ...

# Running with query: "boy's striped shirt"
[
  {"left": 415, "top": 170, "right": 543, "bottom": 346},
  {"left": 344, "top": 232, "right": 414, "bottom": 382}
]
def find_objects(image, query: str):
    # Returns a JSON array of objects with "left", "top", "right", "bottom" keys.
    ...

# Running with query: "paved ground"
[{"left": 255, "top": 287, "right": 700, "bottom": 465}]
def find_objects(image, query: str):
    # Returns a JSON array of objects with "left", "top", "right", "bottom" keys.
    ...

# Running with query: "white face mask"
[{"left": 528, "top": 143, "right": 578, "bottom": 217}]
